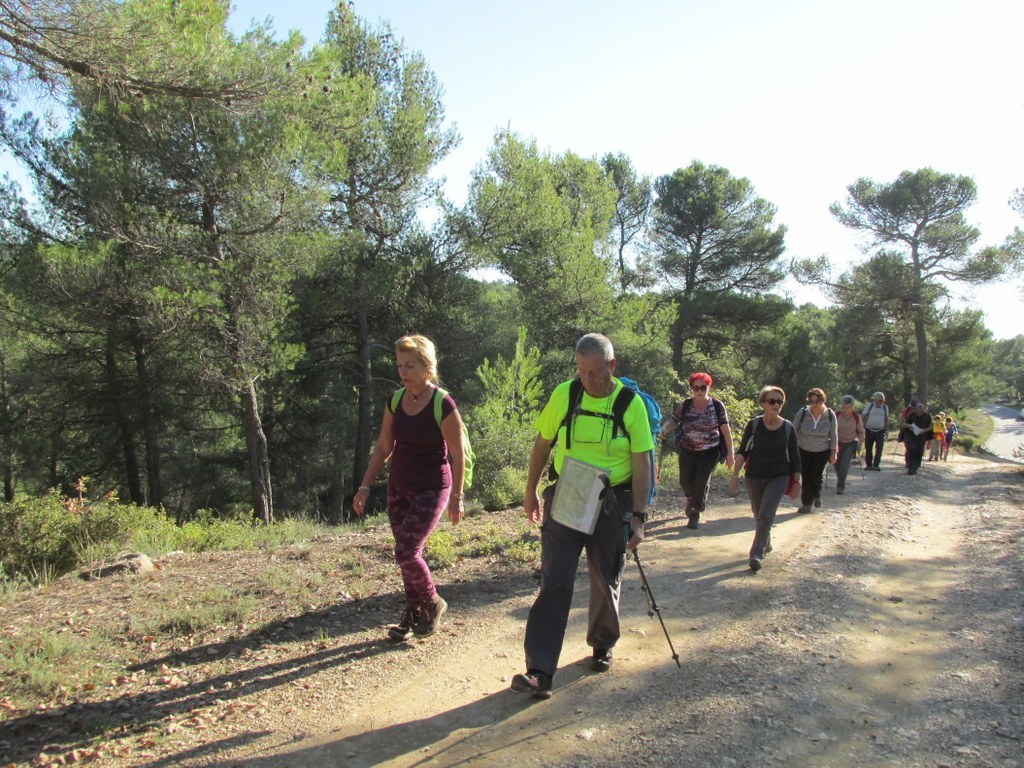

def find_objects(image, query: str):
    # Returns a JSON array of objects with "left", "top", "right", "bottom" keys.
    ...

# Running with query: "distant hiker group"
[
  {"left": 897, "top": 397, "right": 959, "bottom": 473},
  {"left": 351, "top": 331, "right": 961, "bottom": 699}
]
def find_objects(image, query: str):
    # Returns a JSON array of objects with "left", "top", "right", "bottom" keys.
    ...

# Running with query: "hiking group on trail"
[{"left": 351, "top": 331, "right": 961, "bottom": 700}]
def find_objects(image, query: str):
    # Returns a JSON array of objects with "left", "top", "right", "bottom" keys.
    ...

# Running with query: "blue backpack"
[{"left": 618, "top": 377, "right": 661, "bottom": 504}]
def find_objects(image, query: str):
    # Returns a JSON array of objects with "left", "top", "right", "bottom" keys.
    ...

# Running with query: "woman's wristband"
[{"left": 357, "top": 485, "right": 370, "bottom": 493}]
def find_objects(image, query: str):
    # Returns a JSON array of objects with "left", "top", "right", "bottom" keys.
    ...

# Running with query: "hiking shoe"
[
  {"left": 414, "top": 596, "right": 447, "bottom": 637},
  {"left": 748, "top": 556, "right": 762, "bottom": 572},
  {"left": 686, "top": 513, "right": 699, "bottom": 530},
  {"left": 511, "top": 670, "right": 553, "bottom": 699},
  {"left": 814, "top": 496, "right": 821, "bottom": 508},
  {"left": 837, "top": 487, "right": 845, "bottom": 495},
  {"left": 591, "top": 649, "right": 613, "bottom": 672},
  {"left": 797, "top": 505, "right": 810, "bottom": 514},
  {"left": 387, "top": 606, "right": 419, "bottom": 642}
]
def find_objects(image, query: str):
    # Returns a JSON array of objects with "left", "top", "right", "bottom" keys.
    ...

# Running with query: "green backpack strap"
[
  {"left": 433, "top": 387, "right": 448, "bottom": 426},
  {"left": 390, "top": 388, "right": 405, "bottom": 413}
]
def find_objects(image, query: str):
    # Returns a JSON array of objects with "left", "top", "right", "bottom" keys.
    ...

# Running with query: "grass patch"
[
  {"left": 426, "top": 529, "right": 459, "bottom": 569},
  {"left": 1, "top": 627, "right": 112, "bottom": 706},
  {"left": 955, "top": 409, "right": 993, "bottom": 452},
  {"left": 147, "top": 587, "right": 258, "bottom": 636},
  {"left": 1, "top": 488, "right": 350, "bottom": 586},
  {"left": 426, "top": 517, "right": 540, "bottom": 569}
]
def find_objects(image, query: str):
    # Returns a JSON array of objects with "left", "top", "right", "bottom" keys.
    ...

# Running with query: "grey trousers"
[
  {"left": 524, "top": 484, "right": 631, "bottom": 678},
  {"left": 835, "top": 440, "right": 857, "bottom": 489},
  {"left": 745, "top": 475, "right": 789, "bottom": 559}
]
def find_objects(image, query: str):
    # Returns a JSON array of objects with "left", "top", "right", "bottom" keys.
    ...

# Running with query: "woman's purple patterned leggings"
[{"left": 386, "top": 486, "right": 449, "bottom": 606}]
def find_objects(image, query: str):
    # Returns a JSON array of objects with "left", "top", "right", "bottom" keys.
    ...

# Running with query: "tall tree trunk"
[
  {"left": 105, "top": 329, "right": 145, "bottom": 505},
  {"left": 199, "top": 195, "right": 273, "bottom": 522},
  {"left": 132, "top": 335, "right": 163, "bottom": 510},
  {"left": 914, "top": 314, "right": 929, "bottom": 405},
  {"left": 241, "top": 379, "right": 273, "bottom": 524},
  {"left": 671, "top": 309, "right": 685, "bottom": 374},
  {"left": 0, "top": 352, "right": 13, "bottom": 502},
  {"left": 352, "top": 308, "right": 374, "bottom": 507}
]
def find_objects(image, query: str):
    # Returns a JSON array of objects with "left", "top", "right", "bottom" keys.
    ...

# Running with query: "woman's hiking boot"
[
  {"left": 414, "top": 596, "right": 447, "bottom": 637},
  {"left": 387, "top": 606, "right": 419, "bottom": 642}
]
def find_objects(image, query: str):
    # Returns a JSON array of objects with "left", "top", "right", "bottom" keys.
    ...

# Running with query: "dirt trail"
[{"left": 183, "top": 451, "right": 1023, "bottom": 768}]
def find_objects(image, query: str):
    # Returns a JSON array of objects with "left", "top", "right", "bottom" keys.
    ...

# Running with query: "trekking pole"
[
  {"left": 632, "top": 548, "right": 681, "bottom": 668},
  {"left": 599, "top": 476, "right": 680, "bottom": 668}
]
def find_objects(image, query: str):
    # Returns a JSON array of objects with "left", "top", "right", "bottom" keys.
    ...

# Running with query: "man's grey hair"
[{"left": 574, "top": 333, "right": 614, "bottom": 361}]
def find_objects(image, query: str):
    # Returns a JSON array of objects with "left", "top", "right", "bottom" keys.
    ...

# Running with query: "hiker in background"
[
  {"left": 942, "top": 417, "right": 960, "bottom": 461},
  {"left": 352, "top": 334, "right": 466, "bottom": 642},
  {"left": 793, "top": 388, "right": 838, "bottom": 513},
  {"left": 730, "top": 386, "right": 801, "bottom": 572},
  {"left": 862, "top": 391, "right": 889, "bottom": 470},
  {"left": 897, "top": 396, "right": 920, "bottom": 468},
  {"left": 511, "top": 333, "right": 653, "bottom": 699},
  {"left": 659, "top": 372, "right": 734, "bottom": 529},
  {"left": 928, "top": 411, "right": 947, "bottom": 461},
  {"left": 834, "top": 395, "right": 866, "bottom": 495},
  {"left": 900, "top": 401, "right": 932, "bottom": 475}
]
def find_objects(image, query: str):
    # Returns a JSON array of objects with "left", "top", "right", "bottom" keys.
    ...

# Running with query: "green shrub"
[
  {"left": 503, "top": 535, "right": 541, "bottom": 565},
  {"left": 1, "top": 486, "right": 335, "bottom": 584},
  {"left": 425, "top": 529, "right": 458, "bottom": 569},
  {"left": 474, "top": 464, "right": 528, "bottom": 511},
  {"left": 0, "top": 490, "right": 140, "bottom": 581}
]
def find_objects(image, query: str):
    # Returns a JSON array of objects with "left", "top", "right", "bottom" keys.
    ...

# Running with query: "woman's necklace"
[{"left": 409, "top": 384, "right": 432, "bottom": 402}]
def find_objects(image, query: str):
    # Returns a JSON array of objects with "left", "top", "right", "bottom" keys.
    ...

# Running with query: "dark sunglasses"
[
  {"left": 763, "top": 398, "right": 784, "bottom": 405},
  {"left": 691, "top": 385, "right": 707, "bottom": 391}
]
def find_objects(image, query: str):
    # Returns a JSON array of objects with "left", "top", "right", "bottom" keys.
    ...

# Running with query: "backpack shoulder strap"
[
  {"left": 713, "top": 398, "right": 726, "bottom": 424},
  {"left": 558, "top": 378, "right": 585, "bottom": 450},
  {"left": 794, "top": 406, "right": 806, "bottom": 431},
  {"left": 432, "top": 387, "right": 448, "bottom": 427},
  {"left": 741, "top": 415, "right": 763, "bottom": 454},
  {"left": 611, "top": 385, "right": 637, "bottom": 441},
  {"left": 390, "top": 388, "right": 405, "bottom": 414}
]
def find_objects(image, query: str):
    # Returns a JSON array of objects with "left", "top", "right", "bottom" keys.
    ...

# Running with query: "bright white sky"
[
  {"left": 228, "top": 0, "right": 1024, "bottom": 338},
  {"left": 6, "top": 1, "right": 1023, "bottom": 338}
]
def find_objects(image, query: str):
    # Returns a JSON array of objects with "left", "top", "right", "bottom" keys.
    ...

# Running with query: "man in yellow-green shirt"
[{"left": 510, "top": 333, "right": 654, "bottom": 699}]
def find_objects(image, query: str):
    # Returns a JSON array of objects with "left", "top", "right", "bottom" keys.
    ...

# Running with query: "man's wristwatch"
[{"left": 631, "top": 511, "right": 647, "bottom": 523}]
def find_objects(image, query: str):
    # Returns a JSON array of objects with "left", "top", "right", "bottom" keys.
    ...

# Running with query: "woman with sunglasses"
[
  {"left": 793, "top": 388, "right": 838, "bottom": 514},
  {"left": 730, "top": 386, "right": 801, "bottom": 572},
  {"left": 660, "top": 372, "right": 734, "bottom": 529}
]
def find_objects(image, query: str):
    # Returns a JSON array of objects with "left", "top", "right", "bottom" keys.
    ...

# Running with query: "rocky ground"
[{"left": 2, "top": 450, "right": 1022, "bottom": 768}]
